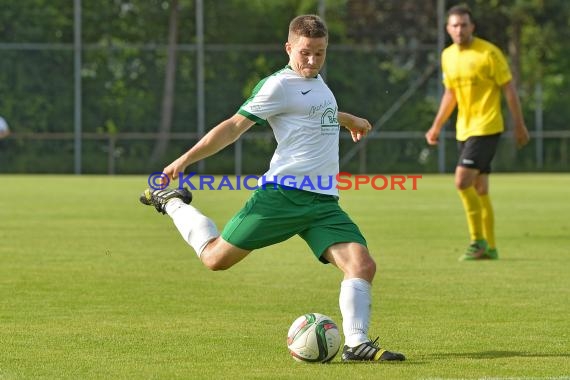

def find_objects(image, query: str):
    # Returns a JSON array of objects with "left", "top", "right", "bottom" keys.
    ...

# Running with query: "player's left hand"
[
  {"left": 514, "top": 125, "right": 530, "bottom": 148},
  {"left": 344, "top": 117, "right": 372, "bottom": 142}
]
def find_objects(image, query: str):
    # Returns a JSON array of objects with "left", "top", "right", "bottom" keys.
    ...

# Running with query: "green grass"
[{"left": 0, "top": 174, "right": 569, "bottom": 379}]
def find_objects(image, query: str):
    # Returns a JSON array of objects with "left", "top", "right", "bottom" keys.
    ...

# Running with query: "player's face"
[
  {"left": 446, "top": 14, "right": 475, "bottom": 47},
  {"left": 286, "top": 36, "right": 327, "bottom": 78}
]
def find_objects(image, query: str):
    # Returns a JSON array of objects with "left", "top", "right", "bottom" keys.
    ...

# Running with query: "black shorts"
[{"left": 456, "top": 133, "right": 501, "bottom": 174}]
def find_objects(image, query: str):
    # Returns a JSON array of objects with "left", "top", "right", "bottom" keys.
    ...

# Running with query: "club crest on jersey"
[{"left": 320, "top": 107, "right": 339, "bottom": 135}]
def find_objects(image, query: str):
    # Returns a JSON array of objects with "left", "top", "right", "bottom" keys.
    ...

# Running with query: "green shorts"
[{"left": 221, "top": 185, "right": 367, "bottom": 263}]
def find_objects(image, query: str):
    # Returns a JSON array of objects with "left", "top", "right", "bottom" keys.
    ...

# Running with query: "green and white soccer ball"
[{"left": 287, "top": 313, "right": 341, "bottom": 363}]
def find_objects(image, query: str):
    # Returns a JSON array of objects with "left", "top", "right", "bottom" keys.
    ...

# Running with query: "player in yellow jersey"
[{"left": 425, "top": 4, "right": 529, "bottom": 261}]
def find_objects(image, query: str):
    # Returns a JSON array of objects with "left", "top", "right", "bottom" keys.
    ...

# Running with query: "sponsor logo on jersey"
[{"left": 320, "top": 108, "right": 339, "bottom": 135}]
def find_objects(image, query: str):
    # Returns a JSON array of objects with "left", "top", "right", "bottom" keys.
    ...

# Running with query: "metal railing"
[{"left": 5, "top": 130, "right": 568, "bottom": 174}]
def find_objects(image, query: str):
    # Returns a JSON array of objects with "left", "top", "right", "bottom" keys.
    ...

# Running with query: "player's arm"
[
  {"left": 338, "top": 111, "right": 372, "bottom": 142},
  {"left": 425, "top": 88, "right": 457, "bottom": 145},
  {"left": 163, "top": 114, "right": 256, "bottom": 181},
  {"left": 502, "top": 81, "right": 530, "bottom": 148}
]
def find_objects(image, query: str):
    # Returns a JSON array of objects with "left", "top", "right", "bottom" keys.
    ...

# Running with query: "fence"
[
  {"left": 3, "top": 129, "right": 568, "bottom": 175},
  {"left": 1, "top": 0, "right": 568, "bottom": 174}
]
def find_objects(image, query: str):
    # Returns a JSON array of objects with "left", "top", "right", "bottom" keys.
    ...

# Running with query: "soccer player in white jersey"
[{"left": 140, "top": 14, "right": 405, "bottom": 362}]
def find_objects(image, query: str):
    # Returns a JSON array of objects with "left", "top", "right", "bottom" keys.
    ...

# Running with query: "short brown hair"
[
  {"left": 447, "top": 4, "right": 474, "bottom": 23},
  {"left": 288, "top": 15, "right": 328, "bottom": 42}
]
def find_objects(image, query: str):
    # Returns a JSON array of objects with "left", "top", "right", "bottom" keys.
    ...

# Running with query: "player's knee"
[
  {"left": 200, "top": 254, "right": 233, "bottom": 271},
  {"left": 203, "top": 260, "right": 231, "bottom": 271},
  {"left": 455, "top": 176, "right": 472, "bottom": 190},
  {"left": 475, "top": 186, "right": 488, "bottom": 195},
  {"left": 474, "top": 182, "right": 488, "bottom": 195},
  {"left": 362, "top": 255, "right": 376, "bottom": 279},
  {"left": 354, "top": 251, "right": 376, "bottom": 281},
  {"left": 209, "top": 263, "right": 230, "bottom": 271}
]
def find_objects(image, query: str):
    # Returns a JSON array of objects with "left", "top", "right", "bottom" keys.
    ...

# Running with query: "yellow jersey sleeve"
[{"left": 488, "top": 45, "right": 512, "bottom": 86}]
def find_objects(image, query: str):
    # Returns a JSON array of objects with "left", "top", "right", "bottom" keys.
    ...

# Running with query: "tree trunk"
[
  {"left": 150, "top": 0, "right": 179, "bottom": 165},
  {"left": 507, "top": 13, "right": 522, "bottom": 166},
  {"left": 508, "top": 17, "right": 521, "bottom": 88}
]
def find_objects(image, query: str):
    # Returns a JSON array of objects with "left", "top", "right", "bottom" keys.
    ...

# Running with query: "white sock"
[
  {"left": 165, "top": 199, "right": 219, "bottom": 256},
  {"left": 339, "top": 278, "right": 372, "bottom": 347}
]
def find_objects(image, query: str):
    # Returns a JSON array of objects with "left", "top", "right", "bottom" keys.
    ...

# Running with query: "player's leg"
[
  {"left": 473, "top": 173, "right": 489, "bottom": 195},
  {"left": 456, "top": 139, "right": 487, "bottom": 260},
  {"left": 324, "top": 242, "right": 375, "bottom": 282},
  {"left": 302, "top": 200, "right": 404, "bottom": 362},
  {"left": 139, "top": 186, "right": 251, "bottom": 270},
  {"left": 208, "top": 185, "right": 316, "bottom": 269},
  {"left": 475, "top": 174, "right": 498, "bottom": 259},
  {"left": 461, "top": 133, "right": 501, "bottom": 260},
  {"left": 455, "top": 165, "right": 484, "bottom": 244},
  {"left": 199, "top": 238, "right": 251, "bottom": 270},
  {"left": 139, "top": 187, "right": 215, "bottom": 256},
  {"left": 322, "top": 244, "right": 405, "bottom": 362},
  {"left": 323, "top": 242, "right": 374, "bottom": 347}
]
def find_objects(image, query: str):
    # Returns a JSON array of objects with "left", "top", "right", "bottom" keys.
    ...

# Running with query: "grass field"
[{"left": 0, "top": 174, "right": 569, "bottom": 379}]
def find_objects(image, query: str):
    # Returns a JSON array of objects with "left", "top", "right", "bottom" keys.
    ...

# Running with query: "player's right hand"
[
  {"left": 162, "top": 159, "right": 187, "bottom": 186},
  {"left": 425, "top": 127, "right": 440, "bottom": 145}
]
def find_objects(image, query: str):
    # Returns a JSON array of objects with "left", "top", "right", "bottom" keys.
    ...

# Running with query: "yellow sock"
[
  {"left": 458, "top": 186, "right": 483, "bottom": 242},
  {"left": 479, "top": 194, "right": 496, "bottom": 249}
]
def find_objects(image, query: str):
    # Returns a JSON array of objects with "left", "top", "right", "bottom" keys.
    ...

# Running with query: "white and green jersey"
[{"left": 238, "top": 66, "right": 340, "bottom": 196}]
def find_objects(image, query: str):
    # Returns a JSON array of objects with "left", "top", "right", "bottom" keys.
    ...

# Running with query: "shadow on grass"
[
  {"left": 326, "top": 361, "right": 425, "bottom": 366},
  {"left": 429, "top": 351, "right": 570, "bottom": 359}
]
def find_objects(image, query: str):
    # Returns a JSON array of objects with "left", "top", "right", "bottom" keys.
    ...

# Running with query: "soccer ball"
[{"left": 287, "top": 313, "right": 341, "bottom": 363}]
